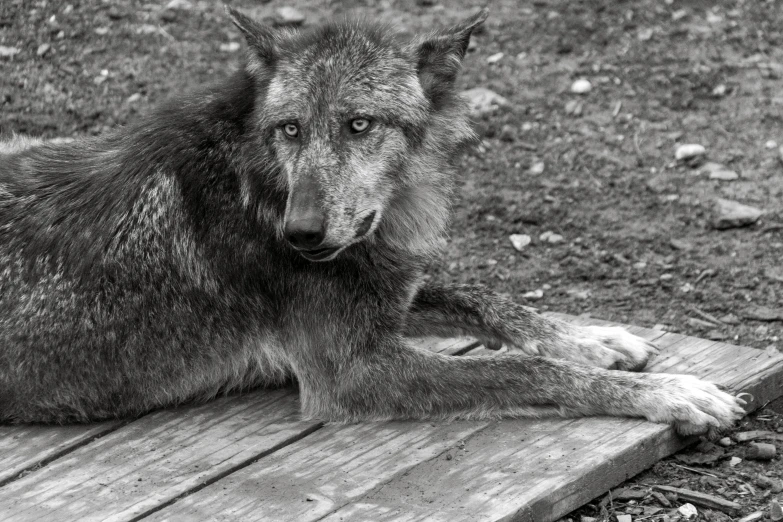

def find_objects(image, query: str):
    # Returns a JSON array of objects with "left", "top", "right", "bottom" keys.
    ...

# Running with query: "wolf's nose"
[{"left": 284, "top": 217, "right": 326, "bottom": 250}]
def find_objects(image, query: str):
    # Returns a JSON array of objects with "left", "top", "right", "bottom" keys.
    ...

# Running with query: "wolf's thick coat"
[{"left": 0, "top": 9, "right": 744, "bottom": 434}]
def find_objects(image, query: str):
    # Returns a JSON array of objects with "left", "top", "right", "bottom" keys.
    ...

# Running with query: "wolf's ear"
[
  {"left": 226, "top": 6, "right": 277, "bottom": 72},
  {"left": 414, "top": 7, "right": 488, "bottom": 106}
]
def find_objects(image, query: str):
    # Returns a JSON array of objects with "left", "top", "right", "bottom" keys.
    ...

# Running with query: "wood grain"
[
  {"left": 0, "top": 421, "right": 123, "bottom": 486},
  {"left": 0, "top": 389, "right": 318, "bottom": 522}
]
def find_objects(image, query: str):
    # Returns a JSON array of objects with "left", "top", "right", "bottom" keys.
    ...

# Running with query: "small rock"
[
  {"left": 486, "top": 52, "right": 504, "bottom": 64},
  {"left": 461, "top": 87, "right": 509, "bottom": 118},
  {"left": 107, "top": 6, "right": 124, "bottom": 19},
  {"left": 94, "top": 27, "right": 110, "bottom": 36},
  {"left": 709, "top": 169, "right": 739, "bottom": 181},
  {"left": 711, "top": 198, "right": 763, "bottom": 229},
  {"left": 540, "top": 231, "right": 564, "bottom": 243},
  {"left": 165, "top": 0, "right": 192, "bottom": 9},
  {"left": 509, "top": 234, "right": 531, "bottom": 251},
  {"left": 160, "top": 9, "right": 177, "bottom": 22},
  {"left": 571, "top": 78, "right": 592, "bottom": 94},
  {"left": 766, "top": 140, "right": 778, "bottom": 149},
  {"left": 675, "top": 143, "right": 706, "bottom": 161},
  {"left": 754, "top": 473, "right": 779, "bottom": 490},
  {"left": 219, "top": 42, "right": 241, "bottom": 52},
  {"left": 137, "top": 24, "right": 160, "bottom": 35},
  {"left": 126, "top": 93, "right": 142, "bottom": 103},
  {"left": 499, "top": 124, "right": 515, "bottom": 142},
  {"left": 651, "top": 490, "right": 671, "bottom": 507},
  {"left": 772, "top": 500, "right": 783, "bottom": 522},
  {"left": 712, "top": 84, "right": 727, "bottom": 97},
  {"left": 616, "top": 515, "right": 632, "bottom": 522},
  {"left": 638, "top": 27, "right": 654, "bottom": 41},
  {"left": 678, "top": 503, "right": 698, "bottom": 519},
  {"left": 36, "top": 43, "right": 51, "bottom": 57},
  {"left": 717, "top": 437, "right": 732, "bottom": 447},
  {"left": 0, "top": 45, "right": 20, "bottom": 58},
  {"left": 275, "top": 6, "right": 306, "bottom": 26},
  {"left": 729, "top": 456, "right": 742, "bottom": 467},
  {"left": 523, "top": 289, "right": 544, "bottom": 300},
  {"left": 567, "top": 289, "right": 591, "bottom": 300},
  {"left": 529, "top": 161, "right": 545, "bottom": 175},
  {"left": 564, "top": 99, "right": 583, "bottom": 116}
]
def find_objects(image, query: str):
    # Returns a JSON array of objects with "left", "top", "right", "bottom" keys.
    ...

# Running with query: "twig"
[
  {"left": 688, "top": 305, "right": 724, "bottom": 326},
  {"left": 672, "top": 463, "right": 723, "bottom": 478}
]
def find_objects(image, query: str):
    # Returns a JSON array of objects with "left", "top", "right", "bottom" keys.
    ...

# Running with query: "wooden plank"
[
  {"left": 0, "top": 389, "right": 319, "bottom": 522},
  {"left": 313, "top": 323, "right": 783, "bottom": 522},
  {"left": 0, "top": 337, "right": 466, "bottom": 521},
  {"left": 144, "top": 419, "right": 492, "bottom": 522},
  {"left": 0, "top": 422, "right": 123, "bottom": 486},
  {"left": 144, "top": 321, "right": 669, "bottom": 521}
]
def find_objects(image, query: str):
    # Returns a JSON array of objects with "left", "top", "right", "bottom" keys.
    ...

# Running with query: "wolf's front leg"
[
  {"left": 301, "top": 340, "right": 745, "bottom": 438},
  {"left": 406, "top": 282, "right": 656, "bottom": 371}
]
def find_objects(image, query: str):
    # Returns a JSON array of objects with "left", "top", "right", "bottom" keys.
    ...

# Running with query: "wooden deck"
[{"left": 2, "top": 314, "right": 782, "bottom": 522}]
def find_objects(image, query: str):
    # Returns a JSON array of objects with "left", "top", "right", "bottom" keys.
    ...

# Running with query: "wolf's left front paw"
[
  {"left": 576, "top": 326, "right": 658, "bottom": 371},
  {"left": 515, "top": 325, "right": 658, "bottom": 371}
]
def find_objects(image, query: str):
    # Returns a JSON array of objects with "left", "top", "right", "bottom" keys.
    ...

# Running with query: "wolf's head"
[{"left": 230, "top": 8, "right": 486, "bottom": 262}]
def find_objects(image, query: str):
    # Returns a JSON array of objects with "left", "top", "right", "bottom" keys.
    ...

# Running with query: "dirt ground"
[{"left": 2, "top": 0, "right": 783, "bottom": 520}]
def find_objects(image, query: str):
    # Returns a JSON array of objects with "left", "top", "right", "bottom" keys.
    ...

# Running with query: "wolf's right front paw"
[{"left": 642, "top": 374, "right": 747, "bottom": 438}]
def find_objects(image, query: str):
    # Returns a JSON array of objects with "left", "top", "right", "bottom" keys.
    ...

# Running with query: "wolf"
[{"left": 0, "top": 7, "right": 744, "bottom": 435}]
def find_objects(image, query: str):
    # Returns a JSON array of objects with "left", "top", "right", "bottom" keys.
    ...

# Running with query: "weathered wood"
[
  {"left": 652, "top": 485, "right": 741, "bottom": 514},
  {"left": 144, "top": 419, "right": 491, "bottom": 522},
  {"left": 0, "top": 337, "right": 475, "bottom": 522},
  {"left": 150, "top": 321, "right": 783, "bottom": 522},
  {"left": 308, "top": 326, "right": 783, "bottom": 522},
  {"left": 0, "top": 389, "right": 319, "bottom": 522},
  {"left": 0, "top": 422, "right": 123, "bottom": 486}
]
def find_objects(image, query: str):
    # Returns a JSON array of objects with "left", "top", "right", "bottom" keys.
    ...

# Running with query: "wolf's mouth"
[{"left": 299, "top": 247, "right": 339, "bottom": 262}]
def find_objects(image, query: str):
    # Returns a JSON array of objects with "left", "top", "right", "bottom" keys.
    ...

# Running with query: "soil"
[{"left": 2, "top": 0, "right": 783, "bottom": 520}]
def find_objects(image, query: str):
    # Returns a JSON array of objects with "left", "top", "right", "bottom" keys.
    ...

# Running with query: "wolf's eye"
[
  {"left": 283, "top": 123, "right": 299, "bottom": 138},
  {"left": 349, "top": 118, "right": 371, "bottom": 134}
]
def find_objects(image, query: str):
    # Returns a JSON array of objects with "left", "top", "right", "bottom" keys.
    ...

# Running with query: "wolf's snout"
[{"left": 284, "top": 215, "right": 326, "bottom": 250}]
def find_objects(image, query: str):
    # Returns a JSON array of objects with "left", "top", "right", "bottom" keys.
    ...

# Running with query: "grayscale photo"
[{"left": 1, "top": 0, "right": 781, "bottom": 520}]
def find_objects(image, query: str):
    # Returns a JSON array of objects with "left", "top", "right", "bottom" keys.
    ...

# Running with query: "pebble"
[
  {"left": 275, "top": 6, "right": 306, "bottom": 26},
  {"left": 747, "top": 442, "right": 776, "bottom": 460},
  {"left": 219, "top": 42, "right": 241, "bottom": 52},
  {"left": 461, "top": 87, "right": 509, "bottom": 118},
  {"left": 730, "top": 456, "right": 742, "bottom": 467},
  {"left": 678, "top": 503, "right": 698, "bottom": 519},
  {"left": 36, "top": 43, "right": 51, "bottom": 57},
  {"left": 509, "top": 234, "right": 531, "bottom": 251},
  {"left": 712, "top": 84, "right": 727, "bottom": 96},
  {"left": 711, "top": 198, "right": 763, "bottom": 229},
  {"left": 717, "top": 437, "right": 732, "bottom": 447},
  {"left": 709, "top": 169, "right": 738, "bottom": 181},
  {"left": 564, "top": 99, "right": 583, "bottom": 116},
  {"left": 571, "top": 78, "right": 592, "bottom": 94},
  {"left": 773, "top": 500, "right": 783, "bottom": 522},
  {"left": 94, "top": 27, "right": 109, "bottom": 36},
  {"left": 126, "top": 93, "right": 142, "bottom": 103},
  {"left": 165, "top": 0, "right": 192, "bottom": 9},
  {"left": 0, "top": 45, "right": 20, "bottom": 58},
  {"left": 675, "top": 143, "right": 706, "bottom": 161},
  {"left": 523, "top": 289, "right": 544, "bottom": 300},
  {"left": 529, "top": 161, "right": 545, "bottom": 175},
  {"left": 766, "top": 140, "right": 778, "bottom": 149},
  {"left": 616, "top": 515, "right": 632, "bottom": 522},
  {"left": 540, "top": 231, "right": 564, "bottom": 243},
  {"left": 486, "top": 52, "right": 504, "bottom": 64}
]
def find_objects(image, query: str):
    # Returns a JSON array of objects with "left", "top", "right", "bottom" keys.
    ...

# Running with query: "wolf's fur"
[{"left": 0, "top": 9, "right": 745, "bottom": 435}]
